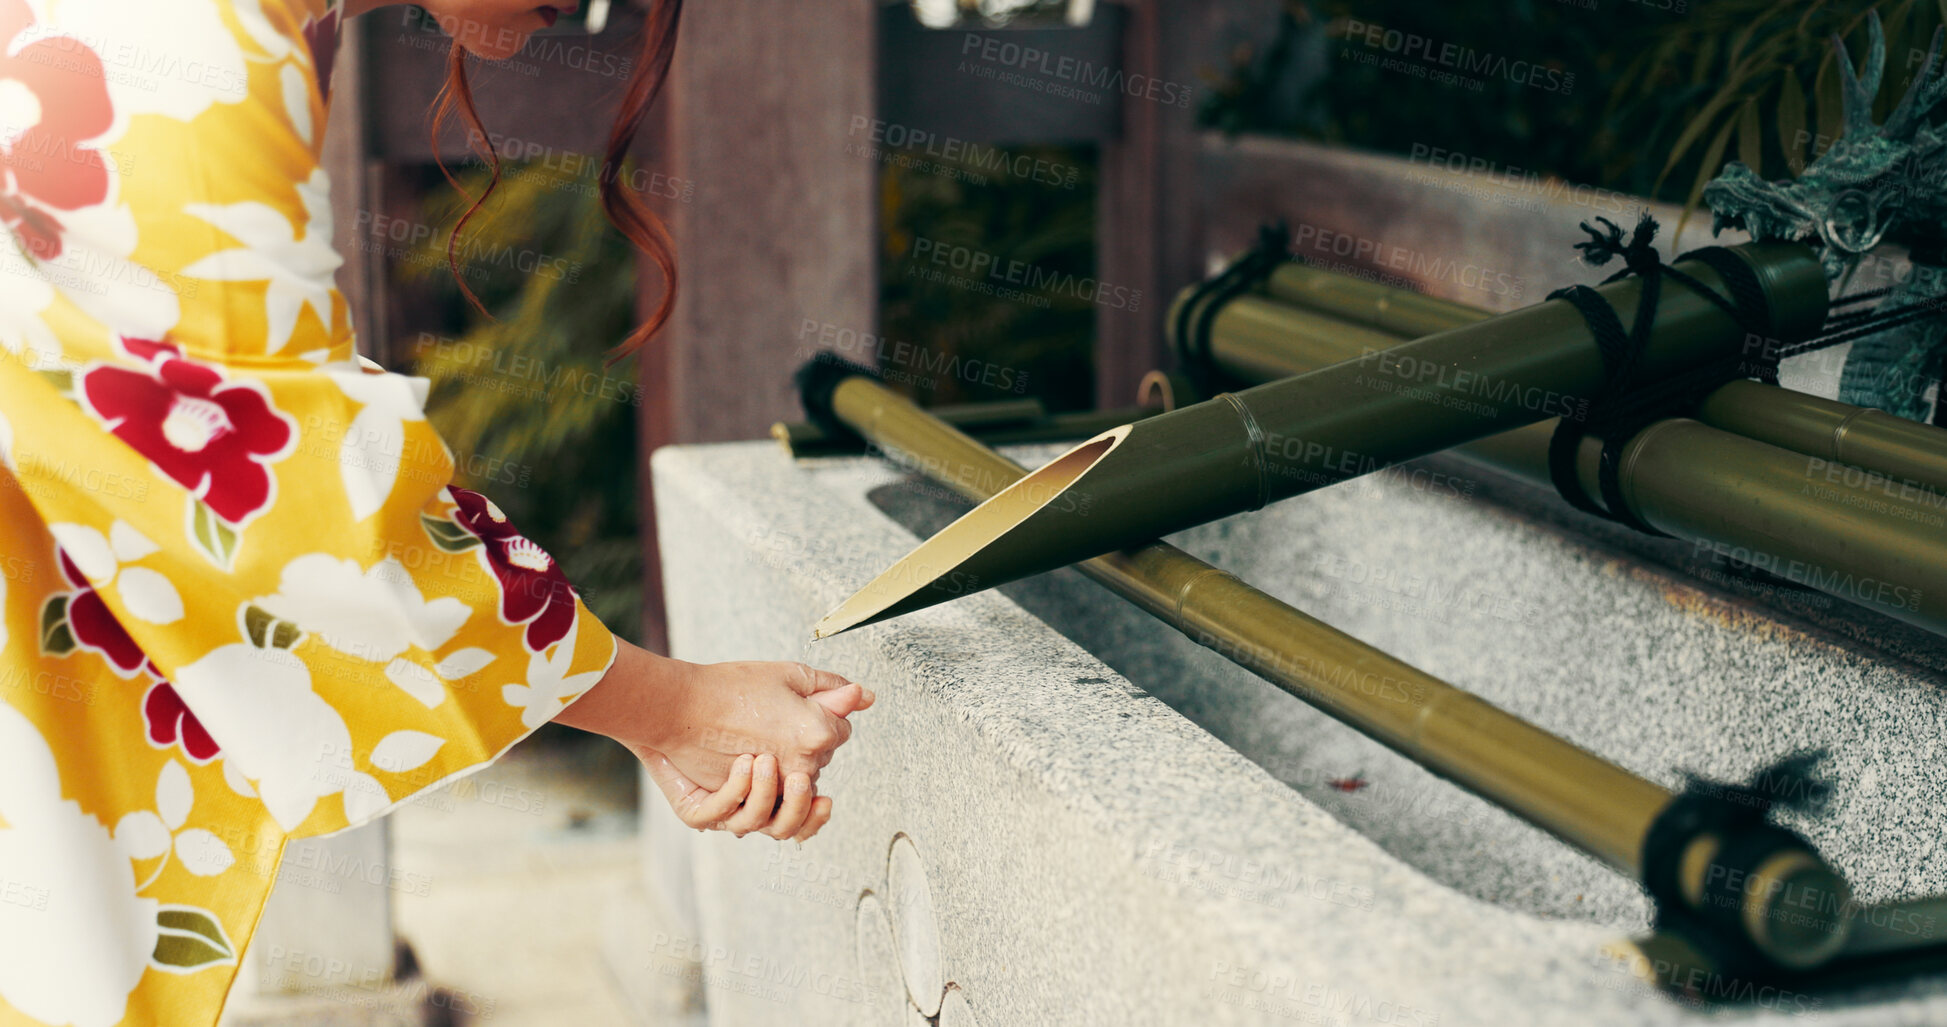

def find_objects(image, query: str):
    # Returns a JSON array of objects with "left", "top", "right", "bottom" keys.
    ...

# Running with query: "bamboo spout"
[
  {"left": 805, "top": 369, "right": 1854, "bottom": 975},
  {"left": 818, "top": 242, "right": 1829, "bottom": 636}
]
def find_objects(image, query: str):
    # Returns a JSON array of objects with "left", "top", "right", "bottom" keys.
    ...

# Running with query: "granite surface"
[{"left": 645, "top": 437, "right": 1947, "bottom": 1026}]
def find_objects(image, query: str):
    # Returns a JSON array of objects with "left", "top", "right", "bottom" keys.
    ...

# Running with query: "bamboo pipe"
[
  {"left": 814, "top": 370, "right": 1852, "bottom": 972},
  {"left": 1696, "top": 382, "right": 1947, "bottom": 499},
  {"left": 1255, "top": 262, "right": 1947, "bottom": 499},
  {"left": 1173, "top": 282, "right": 1947, "bottom": 636},
  {"left": 771, "top": 401, "right": 1163, "bottom": 458},
  {"left": 816, "top": 242, "right": 1829, "bottom": 636}
]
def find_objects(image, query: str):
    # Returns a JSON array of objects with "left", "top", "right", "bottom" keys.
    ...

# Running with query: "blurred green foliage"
[
  {"left": 399, "top": 160, "right": 644, "bottom": 641},
  {"left": 393, "top": 141, "right": 1104, "bottom": 640},
  {"left": 877, "top": 143, "right": 1100, "bottom": 411},
  {"left": 1199, "top": 0, "right": 1941, "bottom": 221}
]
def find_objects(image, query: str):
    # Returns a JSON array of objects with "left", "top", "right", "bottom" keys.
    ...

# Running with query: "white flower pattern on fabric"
[
  {"left": 0, "top": 701, "right": 159, "bottom": 1027},
  {"left": 254, "top": 552, "right": 469, "bottom": 663},
  {"left": 182, "top": 167, "right": 341, "bottom": 353},
  {"left": 0, "top": 2, "right": 619, "bottom": 1022},
  {"left": 112, "top": 761, "right": 237, "bottom": 878},
  {"left": 0, "top": 269, "right": 60, "bottom": 367},
  {"left": 322, "top": 358, "right": 433, "bottom": 521},
  {"left": 168, "top": 623, "right": 388, "bottom": 832},
  {"left": 44, "top": 0, "right": 249, "bottom": 125},
  {"left": 501, "top": 617, "right": 604, "bottom": 729},
  {"left": 47, "top": 520, "right": 185, "bottom": 626}
]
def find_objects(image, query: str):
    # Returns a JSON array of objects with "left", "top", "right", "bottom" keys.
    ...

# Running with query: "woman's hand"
[
  {"left": 644, "top": 659, "right": 875, "bottom": 792},
  {"left": 640, "top": 751, "right": 832, "bottom": 841},
  {"left": 556, "top": 640, "right": 872, "bottom": 838}
]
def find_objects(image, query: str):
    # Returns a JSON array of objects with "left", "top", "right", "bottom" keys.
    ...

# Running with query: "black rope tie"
[
  {"left": 1175, "top": 221, "right": 1293, "bottom": 392},
  {"left": 1777, "top": 275, "right": 1947, "bottom": 420},
  {"left": 1639, "top": 751, "right": 1834, "bottom": 972},
  {"left": 1543, "top": 214, "right": 1776, "bottom": 535}
]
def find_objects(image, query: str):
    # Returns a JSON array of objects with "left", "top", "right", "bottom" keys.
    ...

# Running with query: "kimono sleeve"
[{"left": 5, "top": 340, "right": 619, "bottom": 837}]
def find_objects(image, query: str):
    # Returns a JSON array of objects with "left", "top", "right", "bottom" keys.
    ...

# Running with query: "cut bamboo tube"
[
  {"left": 815, "top": 370, "right": 1852, "bottom": 972},
  {"left": 817, "top": 242, "right": 1829, "bottom": 637},
  {"left": 1255, "top": 262, "right": 1947, "bottom": 499},
  {"left": 1172, "top": 271, "right": 1947, "bottom": 636},
  {"left": 772, "top": 401, "right": 1162, "bottom": 458}
]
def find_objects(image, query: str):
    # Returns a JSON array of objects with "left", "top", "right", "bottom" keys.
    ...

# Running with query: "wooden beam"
[{"left": 656, "top": 0, "right": 881, "bottom": 444}]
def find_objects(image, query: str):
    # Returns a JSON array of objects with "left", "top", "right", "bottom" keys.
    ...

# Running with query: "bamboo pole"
[
  {"left": 771, "top": 401, "right": 1163, "bottom": 458},
  {"left": 1169, "top": 274, "right": 1947, "bottom": 636},
  {"left": 1254, "top": 262, "right": 1947, "bottom": 499},
  {"left": 813, "top": 370, "right": 1852, "bottom": 972},
  {"left": 816, "top": 242, "right": 1829, "bottom": 637}
]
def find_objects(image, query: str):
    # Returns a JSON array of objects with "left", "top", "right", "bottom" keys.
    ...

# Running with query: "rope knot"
[{"left": 1575, "top": 213, "right": 1664, "bottom": 280}]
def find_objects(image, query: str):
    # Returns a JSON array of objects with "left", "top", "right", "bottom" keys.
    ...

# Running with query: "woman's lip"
[{"left": 537, "top": 5, "right": 559, "bottom": 26}]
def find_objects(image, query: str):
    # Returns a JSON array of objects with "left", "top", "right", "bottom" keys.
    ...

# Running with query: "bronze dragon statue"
[{"left": 1703, "top": 12, "right": 1947, "bottom": 422}]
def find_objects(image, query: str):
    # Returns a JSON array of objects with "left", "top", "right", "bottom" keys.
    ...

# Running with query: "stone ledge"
[{"left": 646, "top": 438, "right": 1947, "bottom": 1025}]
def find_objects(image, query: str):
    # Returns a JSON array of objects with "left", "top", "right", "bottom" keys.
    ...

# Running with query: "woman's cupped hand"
[{"left": 557, "top": 643, "right": 875, "bottom": 842}]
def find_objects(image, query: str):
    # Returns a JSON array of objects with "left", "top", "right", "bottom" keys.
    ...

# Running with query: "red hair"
[{"left": 429, "top": 0, "right": 685, "bottom": 362}]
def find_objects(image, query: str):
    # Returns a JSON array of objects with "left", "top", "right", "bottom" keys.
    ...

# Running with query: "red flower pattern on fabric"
[
  {"left": 0, "top": 0, "right": 113, "bottom": 260},
  {"left": 82, "top": 339, "right": 296, "bottom": 526},
  {"left": 57, "top": 550, "right": 148, "bottom": 677},
  {"left": 143, "top": 680, "right": 220, "bottom": 762},
  {"left": 448, "top": 487, "right": 578, "bottom": 651}
]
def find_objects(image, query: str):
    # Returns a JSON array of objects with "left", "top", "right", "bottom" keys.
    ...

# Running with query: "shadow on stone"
[{"left": 864, "top": 474, "right": 1651, "bottom": 929}]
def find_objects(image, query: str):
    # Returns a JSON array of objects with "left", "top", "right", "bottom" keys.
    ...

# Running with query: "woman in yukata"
[{"left": 0, "top": 1, "right": 872, "bottom": 1022}]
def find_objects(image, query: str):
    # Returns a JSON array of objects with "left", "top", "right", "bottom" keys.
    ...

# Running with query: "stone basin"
[{"left": 644, "top": 437, "right": 1947, "bottom": 1026}]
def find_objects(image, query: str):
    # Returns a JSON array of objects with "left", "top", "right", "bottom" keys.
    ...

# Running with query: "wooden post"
[
  {"left": 637, "top": 0, "right": 881, "bottom": 651},
  {"left": 651, "top": 0, "right": 881, "bottom": 445}
]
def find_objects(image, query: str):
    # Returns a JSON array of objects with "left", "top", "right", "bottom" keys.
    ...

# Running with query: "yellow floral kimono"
[{"left": 0, "top": 1, "right": 617, "bottom": 1023}]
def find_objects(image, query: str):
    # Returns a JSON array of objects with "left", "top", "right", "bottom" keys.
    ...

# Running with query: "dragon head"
[{"left": 1704, "top": 13, "right": 1947, "bottom": 279}]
